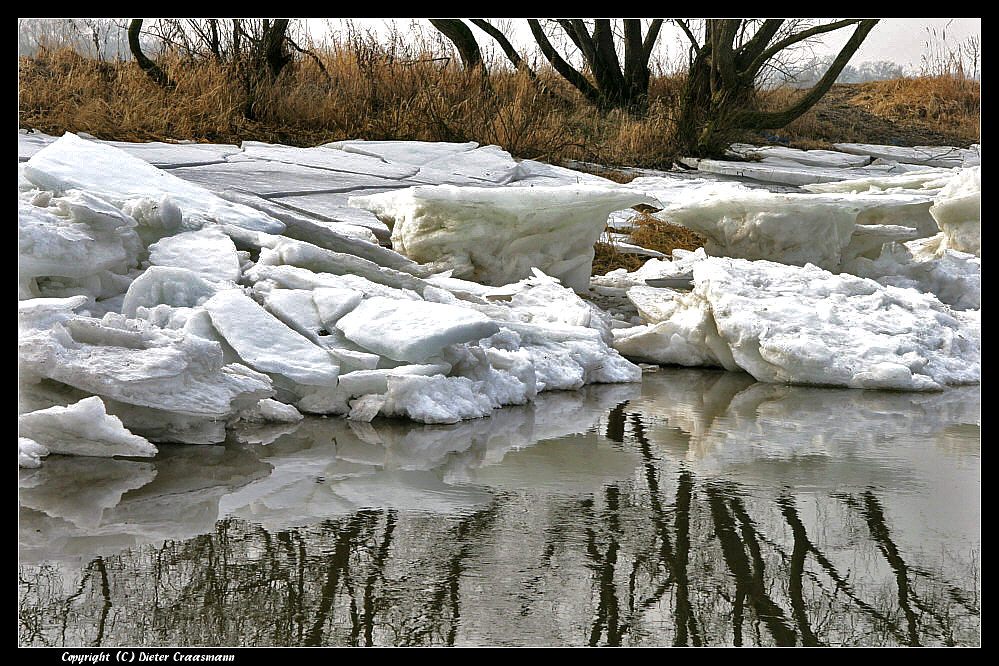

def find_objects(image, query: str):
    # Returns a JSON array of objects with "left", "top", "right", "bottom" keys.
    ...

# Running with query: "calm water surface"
[{"left": 18, "top": 369, "right": 981, "bottom": 646}]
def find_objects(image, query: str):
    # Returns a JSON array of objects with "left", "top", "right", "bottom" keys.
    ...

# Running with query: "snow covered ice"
[{"left": 16, "top": 131, "right": 980, "bottom": 470}]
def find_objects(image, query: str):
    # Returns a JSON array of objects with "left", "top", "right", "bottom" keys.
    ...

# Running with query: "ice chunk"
[
  {"left": 121, "top": 266, "right": 220, "bottom": 318},
  {"left": 678, "top": 156, "right": 925, "bottom": 186},
  {"left": 352, "top": 184, "right": 652, "bottom": 291},
  {"left": 18, "top": 438, "right": 49, "bottom": 469},
  {"left": 338, "top": 364, "right": 452, "bottom": 397},
  {"left": 847, "top": 241, "right": 980, "bottom": 311},
  {"left": 214, "top": 188, "right": 411, "bottom": 267},
  {"left": 19, "top": 308, "right": 274, "bottom": 417},
  {"left": 803, "top": 168, "right": 958, "bottom": 195},
  {"left": 336, "top": 296, "right": 500, "bottom": 363},
  {"left": 929, "top": 166, "right": 980, "bottom": 255},
  {"left": 244, "top": 263, "right": 422, "bottom": 302},
  {"left": 19, "top": 191, "right": 141, "bottom": 286},
  {"left": 254, "top": 236, "right": 431, "bottom": 294},
  {"left": 833, "top": 143, "right": 980, "bottom": 169},
  {"left": 18, "top": 396, "right": 158, "bottom": 458},
  {"left": 659, "top": 183, "right": 941, "bottom": 271},
  {"left": 378, "top": 374, "right": 498, "bottom": 424},
  {"left": 18, "top": 295, "right": 91, "bottom": 332},
  {"left": 23, "top": 133, "right": 285, "bottom": 234},
  {"left": 612, "top": 257, "right": 979, "bottom": 390},
  {"left": 266, "top": 193, "right": 393, "bottom": 242},
  {"left": 312, "top": 287, "right": 364, "bottom": 329},
  {"left": 238, "top": 398, "right": 304, "bottom": 423},
  {"left": 202, "top": 290, "right": 340, "bottom": 389},
  {"left": 661, "top": 183, "right": 858, "bottom": 270},
  {"left": 147, "top": 226, "right": 242, "bottom": 282}
]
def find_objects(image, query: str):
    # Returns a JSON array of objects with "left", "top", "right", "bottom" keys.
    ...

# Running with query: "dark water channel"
[{"left": 18, "top": 369, "right": 980, "bottom": 646}]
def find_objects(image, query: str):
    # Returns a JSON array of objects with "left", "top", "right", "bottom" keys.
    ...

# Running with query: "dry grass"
[
  {"left": 18, "top": 38, "right": 980, "bottom": 166},
  {"left": 847, "top": 76, "right": 981, "bottom": 140},
  {"left": 592, "top": 211, "right": 705, "bottom": 276},
  {"left": 629, "top": 213, "right": 705, "bottom": 253},
  {"left": 17, "top": 46, "right": 685, "bottom": 168}
]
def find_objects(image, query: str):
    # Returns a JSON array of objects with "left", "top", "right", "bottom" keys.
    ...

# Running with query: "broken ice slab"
[
  {"left": 253, "top": 236, "right": 432, "bottom": 294},
  {"left": 840, "top": 224, "right": 922, "bottom": 265},
  {"left": 847, "top": 241, "right": 980, "bottom": 311},
  {"left": 612, "top": 256, "right": 980, "bottom": 391},
  {"left": 18, "top": 396, "right": 158, "bottom": 459},
  {"left": 323, "top": 139, "right": 480, "bottom": 166},
  {"left": 351, "top": 184, "right": 654, "bottom": 292},
  {"left": 726, "top": 143, "right": 873, "bottom": 168},
  {"left": 644, "top": 275, "right": 694, "bottom": 289},
  {"left": 121, "top": 266, "right": 221, "bottom": 318},
  {"left": 214, "top": 188, "right": 407, "bottom": 265},
  {"left": 336, "top": 296, "right": 500, "bottom": 363},
  {"left": 101, "top": 140, "right": 240, "bottom": 168},
  {"left": 169, "top": 156, "right": 403, "bottom": 198},
  {"left": 239, "top": 140, "right": 420, "bottom": 179},
  {"left": 803, "top": 168, "right": 958, "bottom": 195},
  {"left": 833, "top": 143, "right": 981, "bottom": 169},
  {"left": 678, "top": 156, "right": 929, "bottom": 187},
  {"left": 17, "top": 438, "right": 49, "bottom": 469},
  {"left": 23, "top": 133, "right": 285, "bottom": 234},
  {"left": 18, "top": 193, "right": 141, "bottom": 287},
  {"left": 267, "top": 192, "right": 395, "bottom": 242},
  {"left": 202, "top": 289, "right": 341, "bottom": 389},
  {"left": 412, "top": 144, "right": 523, "bottom": 184}
]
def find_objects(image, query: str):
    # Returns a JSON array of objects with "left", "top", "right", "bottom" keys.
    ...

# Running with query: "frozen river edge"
[{"left": 18, "top": 131, "right": 980, "bottom": 467}]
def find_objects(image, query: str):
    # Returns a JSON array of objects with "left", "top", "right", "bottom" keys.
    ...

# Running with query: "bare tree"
[{"left": 674, "top": 19, "right": 879, "bottom": 155}]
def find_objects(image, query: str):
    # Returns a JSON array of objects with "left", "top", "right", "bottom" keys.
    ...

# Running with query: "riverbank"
[{"left": 18, "top": 48, "right": 980, "bottom": 170}]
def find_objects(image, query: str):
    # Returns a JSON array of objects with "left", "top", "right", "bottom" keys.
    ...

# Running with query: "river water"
[{"left": 18, "top": 369, "right": 980, "bottom": 646}]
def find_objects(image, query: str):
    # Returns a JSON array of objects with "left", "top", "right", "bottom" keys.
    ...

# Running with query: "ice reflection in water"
[{"left": 18, "top": 370, "right": 980, "bottom": 646}]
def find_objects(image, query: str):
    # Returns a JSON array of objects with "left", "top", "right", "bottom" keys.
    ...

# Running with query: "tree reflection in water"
[{"left": 19, "top": 374, "right": 980, "bottom": 646}]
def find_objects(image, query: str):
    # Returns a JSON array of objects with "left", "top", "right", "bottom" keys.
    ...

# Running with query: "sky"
[{"left": 804, "top": 18, "right": 981, "bottom": 70}]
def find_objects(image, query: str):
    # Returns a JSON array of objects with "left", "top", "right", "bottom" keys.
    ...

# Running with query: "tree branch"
[
  {"left": 734, "top": 19, "right": 878, "bottom": 129},
  {"left": 527, "top": 19, "right": 601, "bottom": 103}
]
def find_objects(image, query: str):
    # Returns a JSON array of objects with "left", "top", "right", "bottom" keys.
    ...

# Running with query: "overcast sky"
[{"left": 805, "top": 18, "right": 980, "bottom": 69}]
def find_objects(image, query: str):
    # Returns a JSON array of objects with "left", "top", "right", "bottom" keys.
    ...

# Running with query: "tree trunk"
[
  {"left": 429, "top": 19, "right": 483, "bottom": 71},
  {"left": 127, "top": 20, "right": 172, "bottom": 87}
]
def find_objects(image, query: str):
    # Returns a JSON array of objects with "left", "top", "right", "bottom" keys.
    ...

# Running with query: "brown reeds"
[{"left": 17, "top": 39, "right": 686, "bottom": 168}]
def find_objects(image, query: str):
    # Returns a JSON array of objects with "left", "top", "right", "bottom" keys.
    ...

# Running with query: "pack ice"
[
  {"left": 19, "top": 133, "right": 645, "bottom": 466},
  {"left": 611, "top": 255, "right": 980, "bottom": 391}
]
